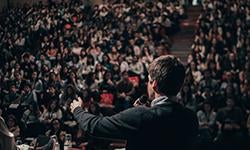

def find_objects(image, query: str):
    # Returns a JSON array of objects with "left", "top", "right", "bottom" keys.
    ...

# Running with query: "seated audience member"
[
  {"left": 3, "top": 84, "right": 21, "bottom": 107},
  {"left": 116, "top": 71, "right": 135, "bottom": 111},
  {"left": 220, "top": 71, "right": 239, "bottom": 96},
  {"left": 216, "top": 98, "right": 244, "bottom": 131},
  {"left": 21, "top": 102, "right": 42, "bottom": 137},
  {"left": 0, "top": 117, "right": 17, "bottom": 150},
  {"left": 215, "top": 98, "right": 245, "bottom": 149},
  {"left": 247, "top": 114, "right": 250, "bottom": 137},
  {"left": 129, "top": 56, "right": 145, "bottom": 79},
  {"left": 88, "top": 101, "right": 103, "bottom": 116},
  {"left": 178, "top": 83, "right": 198, "bottom": 112},
  {"left": 99, "top": 71, "right": 116, "bottom": 106},
  {"left": 199, "top": 70, "right": 219, "bottom": 95},
  {"left": 29, "top": 71, "right": 43, "bottom": 94},
  {"left": 241, "top": 85, "right": 250, "bottom": 114},
  {"left": 20, "top": 81, "right": 37, "bottom": 106},
  {"left": 73, "top": 126, "right": 88, "bottom": 149},
  {"left": 45, "top": 118, "right": 66, "bottom": 150},
  {"left": 6, "top": 115, "right": 20, "bottom": 139},
  {"left": 197, "top": 102, "right": 217, "bottom": 128},
  {"left": 247, "top": 113, "right": 250, "bottom": 149},
  {"left": 82, "top": 72, "right": 99, "bottom": 93},
  {"left": 60, "top": 84, "right": 78, "bottom": 109},
  {"left": 42, "top": 84, "right": 59, "bottom": 107},
  {"left": 197, "top": 101, "right": 217, "bottom": 143},
  {"left": 40, "top": 100, "right": 62, "bottom": 125},
  {"left": 30, "top": 135, "right": 54, "bottom": 150}
]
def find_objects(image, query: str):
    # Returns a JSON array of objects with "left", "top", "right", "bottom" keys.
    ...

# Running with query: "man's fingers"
[
  {"left": 70, "top": 97, "right": 83, "bottom": 113},
  {"left": 72, "top": 98, "right": 80, "bottom": 103},
  {"left": 77, "top": 97, "right": 82, "bottom": 102}
]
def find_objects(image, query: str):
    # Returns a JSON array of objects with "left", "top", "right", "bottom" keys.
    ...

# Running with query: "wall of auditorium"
[
  {"left": 0, "top": 0, "right": 103, "bottom": 12},
  {"left": 0, "top": 0, "right": 8, "bottom": 12},
  {"left": 6, "top": 0, "right": 101, "bottom": 7},
  {"left": 8, "top": 0, "right": 63, "bottom": 7},
  {"left": 0, "top": 0, "right": 103, "bottom": 11}
]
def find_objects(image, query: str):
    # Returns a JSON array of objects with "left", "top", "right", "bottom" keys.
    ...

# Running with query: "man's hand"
[
  {"left": 133, "top": 99, "right": 141, "bottom": 107},
  {"left": 70, "top": 97, "right": 83, "bottom": 113}
]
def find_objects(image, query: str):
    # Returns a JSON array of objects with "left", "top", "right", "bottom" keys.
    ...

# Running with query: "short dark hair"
[{"left": 148, "top": 55, "right": 185, "bottom": 96}]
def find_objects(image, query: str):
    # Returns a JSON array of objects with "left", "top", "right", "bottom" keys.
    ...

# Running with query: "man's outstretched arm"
[{"left": 71, "top": 98, "right": 150, "bottom": 139}]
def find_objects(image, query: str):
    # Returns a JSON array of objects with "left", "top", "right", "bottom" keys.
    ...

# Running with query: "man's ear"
[{"left": 152, "top": 80, "right": 159, "bottom": 93}]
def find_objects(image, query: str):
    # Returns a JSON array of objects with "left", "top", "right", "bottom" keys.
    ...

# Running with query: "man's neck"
[
  {"left": 154, "top": 93, "right": 163, "bottom": 99},
  {"left": 153, "top": 93, "right": 176, "bottom": 102}
]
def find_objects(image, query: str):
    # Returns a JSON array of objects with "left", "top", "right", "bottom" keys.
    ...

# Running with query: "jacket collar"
[
  {"left": 151, "top": 96, "right": 168, "bottom": 107},
  {"left": 151, "top": 96, "right": 177, "bottom": 107}
]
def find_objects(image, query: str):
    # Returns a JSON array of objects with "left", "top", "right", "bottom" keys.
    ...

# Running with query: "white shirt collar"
[{"left": 151, "top": 96, "right": 168, "bottom": 107}]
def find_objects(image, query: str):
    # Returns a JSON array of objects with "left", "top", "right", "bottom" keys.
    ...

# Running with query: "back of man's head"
[{"left": 148, "top": 55, "right": 185, "bottom": 96}]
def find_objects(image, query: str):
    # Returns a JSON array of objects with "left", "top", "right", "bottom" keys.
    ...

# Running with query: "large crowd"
[
  {"left": 0, "top": 0, "right": 186, "bottom": 149},
  {"left": 182, "top": 0, "right": 250, "bottom": 149},
  {"left": 1, "top": 0, "right": 250, "bottom": 149}
]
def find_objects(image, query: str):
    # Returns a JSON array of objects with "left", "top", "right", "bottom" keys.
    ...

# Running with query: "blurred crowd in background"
[
  {"left": 183, "top": 0, "right": 250, "bottom": 149},
  {"left": 0, "top": 0, "right": 185, "bottom": 149}
]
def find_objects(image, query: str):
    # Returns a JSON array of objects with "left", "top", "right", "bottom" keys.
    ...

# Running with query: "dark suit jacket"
[{"left": 73, "top": 97, "right": 198, "bottom": 150}]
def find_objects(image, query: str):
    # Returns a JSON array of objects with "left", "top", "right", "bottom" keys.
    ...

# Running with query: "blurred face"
[
  {"left": 190, "top": 62, "right": 196, "bottom": 70},
  {"left": 226, "top": 72, "right": 232, "bottom": 81},
  {"left": 187, "top": 54, "right": 193, "bottom": 63},
  {"left": 239, "top": 72, "right": 245, "bottom": 82},
  {"left": 15, "top": 73, "right": 21, "bottom": 80},
  {"left": 103, "top": 55, "right": 108, "bottom": 62},
  {"left": 229, "top": 53, "right": 235, "bottom": 61},
  {"left": 24, "top": 86, "right": 30, "bottom": 93},
  {"left": 87, "top": 57, "right": 93, "bottom": 63},
  {"left": 226, "top": 32, "right": 231, "bottom": 38},
  {"left": 114, "top": 65, "right": 119, "bottom": 71},
  {"left": 204, "top": 71, "right": 211, "bottom": 80},
  {"left": 122, "top": 71, "right": 129, "bottom": 80},
  {"left": 15, "top": 64, "right": 20, "bottom": 70},
  {"left": 204, "top": 103, "right": 211, "bottom": 112},
  {"left": 226, "top": 99, "right": 234, "bottom": 108},
  {"left": 118, "top": 56, "right": 123, "bottom": 63},
  {"left": 52, "top": 120, "right": 60, "bottom": 129},
  {"left": 49, "top": 87, "right": 55, "bottom": 94},
  {"left": 32, "top": 72, "right": 37, "bottom": 79},
  {"left": 111, "top": 47, "right": 117, "bottom": 53},
  {"left": 70, "top": 72, "right": 75, "bottom": 79},
  {"left": 50, "top": 101, "right": 56, "bottom": 110},
  {"left": 67, "top": 87, "right": 73, "bottom": 94},
  {"left": 57, "top": 53, "right": 62, "bottom": 60},
  {"left": 81, "top": 50, "right": 86, "bottom": 57},
  {"left": 24, "top": 56, "right": 30, "bottom": 63},
  {"left": 212, "top": 38, "right": 217, "bottom": 45},
  {"left": 209, "top": 62, "right": 216, "bottom": 70},
  {"left": 105, "top": 72, "right": 111, "bottom": 80},
  {"left": 96, "top": 63, "right": 102, "bottom": 71},
  {"left": 7, "top": 118, "right": 15, "bottom": 127},
  {"left": 90, "top": 104, "right": 96, "bottom": 112},
  {"left": 183, "top": 85, "right": 189, "bottom": 93},
  {"left": 50, "top": 73, "right": 56, "bottom": 80},
  {"left": 132, "top": 56, "right": 138, "bottom": 63},
  {"left": 10, "top": 85, "right": 16, "bottom": 93},
  {"left": 247, "top": 87, "right": 250, "bottom": 96}
]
